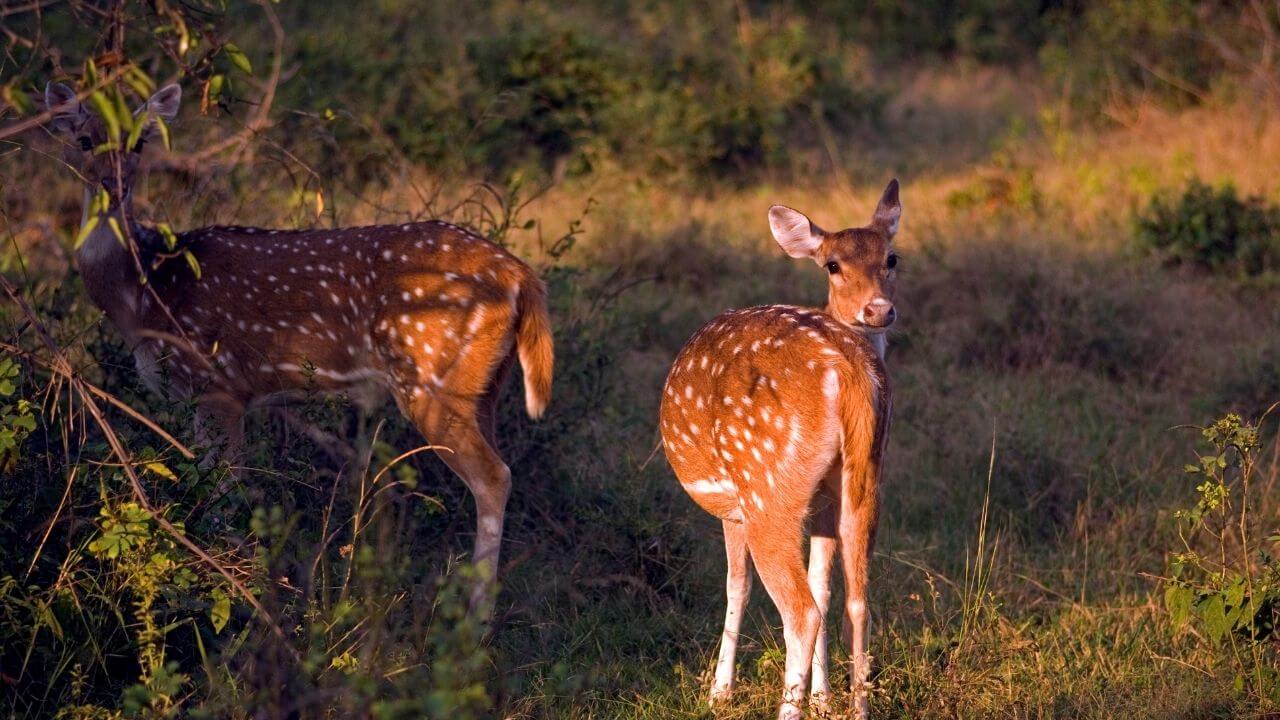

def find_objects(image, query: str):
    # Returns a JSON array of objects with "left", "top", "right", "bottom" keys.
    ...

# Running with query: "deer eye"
[
  {"left": 886, "top": 253, "right": 898, "bottom": 269},
  {"left": 78, "top": 136, "right": 93, "bottom": 151},
  {"left": 825, "top": 260, "right": 840, "bottom": 274}
]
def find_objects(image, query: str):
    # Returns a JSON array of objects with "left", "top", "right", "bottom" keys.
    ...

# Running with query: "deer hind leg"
[
  {"left": 193, "top": 392, "right": 245, "bottom": 468},
  {"left": 192, "top": 392, "right": 246, "bottom": 506},
  {"left": 410, "top": 395, "right": 511, "bottom": 619},
  {"left": 807, "top": 475, "right": 841, "bottom": 712},
  {"left": 710, "top": 517, "right": 752, "bottom": 705},
  {"left": 747, "top": 513, "right": 820, "bottom": 720},
  {"left": 838, "top": 474, "right": 880, "bottom": 720}
]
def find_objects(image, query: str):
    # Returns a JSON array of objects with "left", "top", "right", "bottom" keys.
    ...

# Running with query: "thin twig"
[
  {"left": 0, "top": 339, "right": 194, "bottom": 458},
  {"left": 1, "top": 273, "right": 294, "bottom": 652}
]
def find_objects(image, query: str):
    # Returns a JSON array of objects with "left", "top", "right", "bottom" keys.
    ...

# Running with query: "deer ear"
[
  {"left": 142, "top": 84, "right": 182, "bottom": 120},
  {"left": 871, "top": 178, "right": 902, "bottom": 239},
  {"left": 43, "top": 82, "right": 87, "bottom": 134},
  {"left": 133, "top": 84, "right": 181, "bottom": 146},
  {"left": 769, "top": 205, "right": 824, "bottom": 259}
]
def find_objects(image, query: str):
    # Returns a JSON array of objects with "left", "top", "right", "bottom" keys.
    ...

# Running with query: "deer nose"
[{"left": 861, "top": 298, "right": 895, "bottom": 328}]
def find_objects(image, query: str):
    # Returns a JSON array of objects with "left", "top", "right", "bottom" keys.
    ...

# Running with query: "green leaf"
[
  {"left": 209, "top": 588, "right": 230, "bottom": 633},
  {"left": 1199, "top": 595, "right": 1231, "bottom": 644},
  {"left": 2, "top": 83, "right": 34, "bottom": 115},
  {"left": 1224, "top": 577, "right": 1246, "bottom": 610},
  {"left": 208, "top": 74, "right": 225, "bottom": 103},
  {"left": 126, "top": 111, "right": 147, "bottom": 152},
  {"left": 157, "top": 222, "right": 178, "bottom": 251},
  {"left": 11, "top": 413, "right": 36, "bottom": 433},
  {"left": 183, "top": 250, "right": 201, "bottom": 279},
  {"left": 74, "top": 216, "right": 99, "bottom": 250},
  {"left": 1165, "top": 584, "right": 1193, "bottom": 626},
  {"left": 112, "top": 89, "right": 134, "bottom": 137},
  {"left": 143, "top": 461, "right": 177, "bottom": 482},
  {"left": 107, "top": 217, "right": 125, "bottom": 247},
  {"left": 92, "top": 187, "right": 110, "bottom": 215},
  {"left": 224, "top": 43, "right": 253, "bottom": 75},
  {"left": 330, "top": 650, "right": 358, "bottom": 674},
  {"left": 155, "top": 116, "right": 172, "bottom": 151},
  {"left": 123, "top": 66, "right": 156, "bottom": 98},
  {"left": 87, "top": 91, "right": 121, "bottom": 148}
]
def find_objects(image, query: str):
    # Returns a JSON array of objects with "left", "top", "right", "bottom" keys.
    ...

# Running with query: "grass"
[{"left": 3, "top": 63, "right": 1280, "bottom": 718}]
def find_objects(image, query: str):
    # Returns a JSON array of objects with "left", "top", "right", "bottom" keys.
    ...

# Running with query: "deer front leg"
[{"left": 711, "top": 518, "right": 752, "bottom": 704}]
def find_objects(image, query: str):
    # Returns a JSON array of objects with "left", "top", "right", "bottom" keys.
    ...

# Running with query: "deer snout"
[{"left": 859, "top": 297, "right": 895, "bottom": 329}]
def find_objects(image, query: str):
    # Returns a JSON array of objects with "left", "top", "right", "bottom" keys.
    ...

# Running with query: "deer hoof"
[
  {"left": 776, "top": 701, "right": 805, "bottom": 720},
  {"left": 708, "top": 685, "right": 733, "bottom": 707}
]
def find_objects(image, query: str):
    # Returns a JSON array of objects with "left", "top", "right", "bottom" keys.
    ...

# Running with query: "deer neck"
[
  {"left": 76, "top": 188, "right": 145, "bottom": 340},
  {"left": 823, "top": 302, "right": 888, "bottom": 360},
  {"left": 864, "top": 331, "right": 887, "bottom": 360}
]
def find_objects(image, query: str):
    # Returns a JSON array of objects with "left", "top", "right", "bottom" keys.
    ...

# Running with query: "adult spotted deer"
[
  {"left": 660, "top": 180, "right": 900, "bottom": 719},
  {"left": 42, "top": 82, "right": 553, "bottom": 614}
]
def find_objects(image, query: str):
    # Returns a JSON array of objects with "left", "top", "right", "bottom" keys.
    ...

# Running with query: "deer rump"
[{"left": 660, "top": 304, "right": 888, "bottom": 524}]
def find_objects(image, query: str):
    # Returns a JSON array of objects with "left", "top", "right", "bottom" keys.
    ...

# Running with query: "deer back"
[{"left": 135, "top": 220, "right": 538, "bottom": 407}]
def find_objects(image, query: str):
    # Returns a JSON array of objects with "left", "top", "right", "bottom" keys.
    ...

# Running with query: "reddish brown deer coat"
[
  {"left": 134, "top": 220, "right": 552, "bottom": 421},
  {"left": 661, "top": 304, "right": 889, "bottom": 527}
]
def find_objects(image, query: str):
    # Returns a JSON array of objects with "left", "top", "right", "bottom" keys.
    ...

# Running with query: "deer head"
[
  {"left": 768, "top": 179, "right": 902, "bottom": 332},
  {"left": 43, "top": 82, "right": 181, "bottom": 211}
]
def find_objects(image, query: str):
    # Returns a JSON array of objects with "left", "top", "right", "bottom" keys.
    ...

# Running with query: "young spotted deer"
[
  {"left": 660, "top": 180, "right": 900, "bottom": 719},
  {"left": 42, "top": 82, "right": 553, "bottom": 614}
]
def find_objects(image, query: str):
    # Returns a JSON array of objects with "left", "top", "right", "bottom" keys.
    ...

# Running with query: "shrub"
[
  {"left": 466, "top": 23, "right": 622, "bottom": 177},
  {"left": 1136, "top": 180, "right": 1280, "bottom": 278},
  {"left": 1163, "top": 411, "right": 1280, "bottom": 705},
  {"left": 1039, "top": 0, "right": 1259, "bottom": 112},
  {"left": 273, "top": 1, "right": 883, "bottom": 184}
]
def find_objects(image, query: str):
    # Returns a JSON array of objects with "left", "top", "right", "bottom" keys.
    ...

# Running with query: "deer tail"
[
  {"left": 837, "top": 358, "right": 891, "bottom": 511},
  {"left": 515, "top": 275, "right": 554, "bottom": 420}
]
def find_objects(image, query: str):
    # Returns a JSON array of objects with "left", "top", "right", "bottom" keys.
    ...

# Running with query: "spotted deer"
[
  {"left": 660, "top": 180, "right": 900, "bottom": 719},
  {"left": 42, "top": 82, "right": 553, "bottom": 614}
]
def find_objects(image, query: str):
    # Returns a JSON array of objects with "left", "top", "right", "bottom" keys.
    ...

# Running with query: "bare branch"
[{"left": 153, "top": 0, "right": 285, "bottom": 174}]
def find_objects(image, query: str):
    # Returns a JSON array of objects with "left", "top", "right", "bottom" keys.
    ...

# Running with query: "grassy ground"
[
  {"left": 3, "top": 64, "right": 1280, "bottom": 718},
  {"left": 476, "top": 95, "right": 1280, "bottom": 718}
]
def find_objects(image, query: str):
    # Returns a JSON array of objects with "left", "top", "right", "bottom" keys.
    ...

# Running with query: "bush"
[
  {"left": 272, "top": 1, "right": 883, "bottom": 184},
  {"left": 610, "top": 17, "right": 882, "bottom": 179},
  {"left": 466, "top": 23, "right": 622, "bottom": 177},
  {"left": 1136, "top": 180, "right": 1280, "bottom": 278},
  {"left": 1163, "top": 412, "right": 1280, "bottom": 705}
]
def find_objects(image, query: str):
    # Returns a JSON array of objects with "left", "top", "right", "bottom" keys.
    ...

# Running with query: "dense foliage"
[
  {"left": 8, "top": 1, "right": 1275, "bottom": 183},
  {"left": 1137, "top": 180, "right": 1280, "bottom": 278}
]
